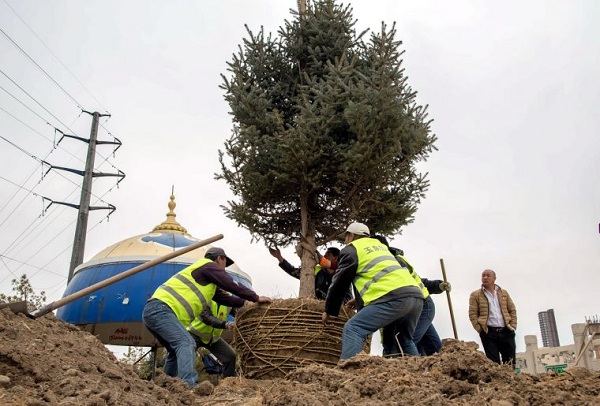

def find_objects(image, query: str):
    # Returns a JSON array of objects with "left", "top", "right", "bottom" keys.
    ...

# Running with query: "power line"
[
  {"left": 0, "top": 119, "right": 124, "bottom": 277},
  {"left": 0, "top": 83, "right": 55, "bottom": 126},
  {"left": 0, "top": 133, "right": 87, "bottom": 195},
  {"left": 0, "top": 68, "right": 84, "bottom": 138},
  {"left": 0, "top": 187, "right": 77, "bottom": 257},
  {"left": 0, "top": 170, "right": 116, "bottom": 259},
  {"left": 0, "top": 82, "right": 124, "bottom": 176},
  {"left": 0, "top": 174, "right": 73, "bottom": 256},
  {"left": 0, "top": 253, "right": 66, "bottom": 279},
  {"left": 0, "top": 112, "right": 86, "bottom": 228},
  {"left": 0, "top": 189, "right": 118, "bottom": 287},
  {"left": 0, "top": 214, "right": 76, "bottom": 281},
  {"left": 0, "top": 4, "right": 124, "bottom": 293},
  {"left": 1, "top": 69, "right": 117, "bottom": 168},
  {"left": 0, "top": 254, "right": 18, "bottom": 282},
  {"left": 0, "top": 26, "right": 83, "bottom": 109},
  {"left": 1, "top": 0, "right": 109, "bottom": 114},
  {"left": 0, "top": 173, "right": 49, "bottom": 200},
  {"left": 0, "top": 132, "right": 121, "bottom": 206},
  {"left": 0, "top": 162, "right": 52, "bottom": 222},
  {"left": 0, "top": 105, "right": 84, "bottom": 164},
  {"left": 0, "top": 134, "right": 52, "bottom": 165},
  {"left": 0, "top": 5, "right": 123, "bottom": 174},
  {"left": 0, "top": 23, "right": 121, "bottom": 167}
]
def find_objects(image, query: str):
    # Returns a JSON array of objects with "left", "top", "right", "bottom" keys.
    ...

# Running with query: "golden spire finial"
[{"left": 152, "top": 187, "right": 187, "bottom": 233}]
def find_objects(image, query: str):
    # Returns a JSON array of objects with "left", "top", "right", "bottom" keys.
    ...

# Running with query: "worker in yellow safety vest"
[
  {"left": 322, "top": 222, "right": 424, "bottom": 359},
  {"left": 142, "top": 246, "right": 271, "bottom": 387},
  {"left": 188, "top": 299, "right": 238, "bottom": 377}
]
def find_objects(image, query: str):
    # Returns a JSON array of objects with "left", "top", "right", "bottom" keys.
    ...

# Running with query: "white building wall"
[{"left": 516, "top": 323, "right": 600, "bottom": 374}]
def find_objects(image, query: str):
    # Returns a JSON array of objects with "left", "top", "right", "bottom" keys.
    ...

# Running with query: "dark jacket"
[
  {"left": 191, "top": 261, "right": 258, "bottom": 307},
  {"left": 279, "top": 259, "right": 352, "bottom": 302}
]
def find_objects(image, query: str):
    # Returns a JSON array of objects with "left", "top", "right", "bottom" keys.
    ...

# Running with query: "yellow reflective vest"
[
  {"left": 350, "top": 237, "right": 420, "bottom": 306},
  {"left": 151, "top": 258, "right": 216, "bottom": 326},
  {"left": 396, "top": 254, "right": 430, "bottom": 299},
  {"left": 188, "top": 301, "right": 230, "bottom": 345}
]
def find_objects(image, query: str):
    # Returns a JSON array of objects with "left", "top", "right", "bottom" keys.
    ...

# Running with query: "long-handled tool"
[
  {"left": 440, "top": 258, "right": 458, "bottom": 339},
  {"left": 1, "top": 234, "right": 223, "bottom": 319}
]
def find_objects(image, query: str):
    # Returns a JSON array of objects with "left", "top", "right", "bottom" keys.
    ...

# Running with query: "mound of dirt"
[
  {"left": 0, "top": 308, "right": 199, "bottom": 405},
  {"left": 1, "top": 307, "right": 600, "bottom": 405}
]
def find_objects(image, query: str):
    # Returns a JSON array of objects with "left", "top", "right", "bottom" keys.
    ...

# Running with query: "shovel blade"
[{"left": 0, "top": 300, "right": 30, "bottom": 315}]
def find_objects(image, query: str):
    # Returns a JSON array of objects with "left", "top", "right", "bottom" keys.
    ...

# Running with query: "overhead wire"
[
  {"left": 0, "top": 167, "right": 120, "bottom": 285},
  {"left": 0, "top": 216, "right": 76, "bottom": 284},
  {"left": 1, "top": 0, "right": 110, "bottom": 114},
  {"left": 0, "top": 3, "right": 125, "bottom": 294},
  {"left": 0, "top": 132, "right": 118, "bottom": 205},
  {"left": 0, "top": 104, "right": 117, "bottom": 215},
  {"left": 0, "top": 109, "right": 86, "bottom": 232},
  {"left": 0, "top": 104, "right": 85, "bottom": 163},
  {"left": 0, "top": 81, "right": 124, "bottom": 178},
  {"left": 0, "top": 173, "right": 74, "bottom": 253},
  {"left": 0, "top": 82, "right": 56, "bottom": 126},
  {"left": 0, "top": 131, "right": 119, "bottom": 257},
  {"left": 0, "top": 189, "right": 119, "bottom": 287},
  {"left": 0, "top": 68, "right": 85, "bottom": 142},
  {"left": 0, "top": 131, "right": 122, "bottom": 275},
  {"left": 0, "top": 18, "right": 120, "bottom": 167},
  {"left": 0, "top": 167, "right": 118, "bottom": 262},
  {"left": 0, "top": 26, "right": 84, "bottom": 110},
  {"left": 0, "top": 187, "right": 77, "bottom": 258},
  {"left": 0, "top": 253, "right": 66, "bottom": 279},
  {"left": 0, "top": 253, "right": 18, "bottom": 282}
]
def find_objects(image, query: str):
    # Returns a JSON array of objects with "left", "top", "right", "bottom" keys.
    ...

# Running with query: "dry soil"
[{"left": 1, "top": 307, "right": 600, "bottom": 405}]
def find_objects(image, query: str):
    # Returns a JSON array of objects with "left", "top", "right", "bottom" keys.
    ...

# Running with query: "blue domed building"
[{"left": 56, "top": 195, "right": 252, "bottom": 347}]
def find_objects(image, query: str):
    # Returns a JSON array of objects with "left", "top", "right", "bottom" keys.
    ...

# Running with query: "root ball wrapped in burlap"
[{"left": 233, "top": 298, "right": 351, "bottom": 379}]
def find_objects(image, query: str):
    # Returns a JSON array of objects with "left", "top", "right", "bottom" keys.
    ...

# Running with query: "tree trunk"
[
  {"left": 298, "top": 236, "right": 317, "bottom": 298},
  {"left": 298, "top": 194, "right": 316, "bottom": 298}
]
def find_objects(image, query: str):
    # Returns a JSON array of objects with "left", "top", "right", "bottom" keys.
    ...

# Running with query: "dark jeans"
[
  {"left": 480, "top": 326, "right": 516, "bottom": 366},
  {"left": 142, "top": 299, "right": 198, "bottom": 387},
  {"left": 382, "top": 296, "right": 442, "bottom": 357},
  {"left": 192, "top": 335, "right": 237, "bottom": 377},
  {"left": 343, "top": 296, "right": 423, "bottom": 359},
  {"left": 413, "top": 297, "right": 442, "bottom": 356}
]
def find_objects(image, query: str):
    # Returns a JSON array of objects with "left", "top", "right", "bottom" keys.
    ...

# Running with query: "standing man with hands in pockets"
[{"left": 469, "top": 269, "right": 517, "bottom": 366}]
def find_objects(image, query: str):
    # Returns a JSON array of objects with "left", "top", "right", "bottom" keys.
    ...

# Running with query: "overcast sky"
[{"left": 1, "top": 0, "right": 599, "bottom": 355}]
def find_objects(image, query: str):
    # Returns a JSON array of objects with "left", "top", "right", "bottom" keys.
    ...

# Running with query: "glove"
[
  {"left": 225, "top": 322, "right": 235, "bottom": 330},
  {"left": 439, "top": 282, "right": 452, "bottom": 292}
]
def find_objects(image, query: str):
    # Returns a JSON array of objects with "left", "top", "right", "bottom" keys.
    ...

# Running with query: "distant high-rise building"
[{"left": 538, "top": 309, "right": 560, "bottom": 347}]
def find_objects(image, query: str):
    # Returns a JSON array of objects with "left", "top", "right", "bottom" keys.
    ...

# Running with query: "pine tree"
[
  {"left": 218, "top": 0, "right": 436, "bottom": 298},
  {"left": 0, "top": 273, "right": 47, "bottom": 311}
]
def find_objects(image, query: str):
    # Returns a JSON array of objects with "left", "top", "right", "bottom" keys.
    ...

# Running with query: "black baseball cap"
[{"left": 205, "top": 247, "right": 234, "bottom": 267}]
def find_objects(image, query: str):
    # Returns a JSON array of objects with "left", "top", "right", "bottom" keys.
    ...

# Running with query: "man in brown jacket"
[{"left": 469, "top": 269, "right": 517, "bottom": 366}]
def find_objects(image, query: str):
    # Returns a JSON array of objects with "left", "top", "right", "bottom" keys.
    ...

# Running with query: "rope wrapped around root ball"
[{"left": 233, "top": 298, "right": 352, "bottom": 379}]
